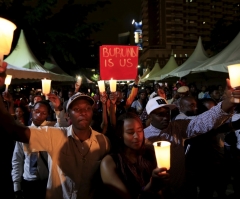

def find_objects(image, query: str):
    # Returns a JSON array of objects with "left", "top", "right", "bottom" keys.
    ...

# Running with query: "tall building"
[{"left": 140, "top": 0, "right": 240, "bottom": 69}]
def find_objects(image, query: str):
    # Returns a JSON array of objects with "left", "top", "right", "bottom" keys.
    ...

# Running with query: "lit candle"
[
  {"left": 109, "top": 78, "right": 117, "bottom": 92},
  {"left": 153, "top": 141, "right": 171, "bottom": 170},
  {"left": 41, "top": 78, "right": 51, "bottom": 100},
  {"left": 165, "top": 82, "right": 168, "bottom": 86},
  {"left": 97, "top": 80, "right": 105, "bottom": 93},
  {"left": 4, "top": 74, "right": 12, "bottom": 92},
  {"left": 228, "top": 64, "right": 240, "bottom": 103},
  {"left": 77, "top": 76, "right": 82, "bottom": 85},
  {"left": 0, "top": 17, "right": 17, "bottom": 67}
]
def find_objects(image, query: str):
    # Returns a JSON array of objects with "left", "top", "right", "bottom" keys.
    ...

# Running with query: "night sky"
[{"left": 87, "top": 0, "right": 141, "bottom": 44}]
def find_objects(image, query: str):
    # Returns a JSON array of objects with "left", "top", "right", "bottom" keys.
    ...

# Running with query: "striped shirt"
[{"left": 144, "top": 102, "right": 232, "bottom": 193}]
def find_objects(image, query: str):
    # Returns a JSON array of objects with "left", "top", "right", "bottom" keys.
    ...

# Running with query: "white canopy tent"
[
  {"left": 4, "top": 30, "right": 75, "bottom": 82},
  {"left": 140, "top": 60, "right": 161, "bottom": 83},
  {"left": 147, "top": 50, "right": 178, "bottom": 81},
  {"left": 191, "top": 31, "right": 240, "bottom": 74},
  {"left": 161, "top": 36, "right": 209, "bottom": 79},
  {"left": 140, "top": 67, "right": 151, "bottom": 79}
]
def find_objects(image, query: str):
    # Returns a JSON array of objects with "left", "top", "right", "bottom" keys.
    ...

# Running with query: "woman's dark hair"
[
  {"left": 114, "top": 112, "right": 145, "bottom": 152},
  {"left": 33, "top": 100, "right": 51, "bottom": 114},
  {"left": 113, "top": 112, "right": 156, "bottom": 189}
]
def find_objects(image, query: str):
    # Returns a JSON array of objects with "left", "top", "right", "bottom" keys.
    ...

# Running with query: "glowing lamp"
[
  {"left": 41, "top": 78, "right": 51, "bottom": 100},
  {"left": 109, "top": 78, "right": 117, "bottom": 92},
  {"left": 153, "top": 141, "right": 171, "bottom": 170},
  {"left": 97, "top": 80, "right": 105, "bottom": 93},
  {"left": 0, "top": 17, "right": 17, "bottom": 67},
  {"left": 4, "top": 74, "right": 12, "bottom": 92},
  {"left": 228, "top": 64, "right": 240, "bottom": 103}
]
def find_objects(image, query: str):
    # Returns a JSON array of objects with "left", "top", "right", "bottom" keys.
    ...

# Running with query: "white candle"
[
  {"left": 77, "top": 76, "right": 82, "bottom": 85},
  {"left": 97, "top": 80, "right": 105, "bottom": 93},
  {"left": 228, "top": 64, "right": 240, "bottom": 103},
  {"left": 109, "top": 78, "right": 117, "bottom": 92},
  {"left": 153, "top": 141, "right": 171, "bottom": 170},
  {"left": 0, "top": 17, "right": 17, "bottom": 67},
  {"left": 41, "top": 78, "right": 51, "bottom": 99},
  {"left": 228, "top": 64, "right": 240, "bottom": 88},
  {"left": 4, "top": 74, "right": 12, "bottom": 92}
]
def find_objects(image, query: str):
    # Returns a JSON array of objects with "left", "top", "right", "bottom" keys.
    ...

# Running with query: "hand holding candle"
[
  {"left": 0, "top": 17, "right": 17, "bottom": 67},
  {"left": 41, "top": 78, "right": 51, "bottom": 100},
  {"left": 4, "top": 74, "right": 12, "bottom": 92},
  {"left": 109, "top": 78, "right": 117, "bottom": 92},
  {"left": 153, "top": 141, "right": 171, "bottom": 171}
]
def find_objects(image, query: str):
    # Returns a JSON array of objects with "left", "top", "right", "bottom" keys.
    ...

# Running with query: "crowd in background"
[{"left": 1, "top": 73, "right": 240, "bottom": 199}]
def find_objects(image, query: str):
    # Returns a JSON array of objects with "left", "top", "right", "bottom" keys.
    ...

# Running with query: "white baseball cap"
[
  {"left": 146, "top": 96, "right": 176, "bottom": 115},
  {"left": 66, "top": 92, "right": 95, "bottom": 111}
]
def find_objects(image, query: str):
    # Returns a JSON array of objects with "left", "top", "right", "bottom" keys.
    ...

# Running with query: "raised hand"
[
  {"left": 47, "top": 93, "right": 61, "bottom": 109},
  {"left": 100, "top": 91, "right": 108, "bottom": 104},
  {"left": 109, "top": 92, "right": 117, "bottom": 105}
]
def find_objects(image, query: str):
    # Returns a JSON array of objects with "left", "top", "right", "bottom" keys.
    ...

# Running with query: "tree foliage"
[{"left": 0, "top": 0, "right": 110, "bottom": 74}]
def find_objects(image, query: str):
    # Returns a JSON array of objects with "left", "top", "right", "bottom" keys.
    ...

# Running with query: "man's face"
[
  {"left": 32, "top": 103, "right": 49, "bottom": 126},
  {"left": 179, "top": 92, "right": 188, "bottom": 98},
  {"left": 15, "top": 107, "right": 24, "bottom": 118},
  {"left": 29, "top": 95, "right": 33, "bottom": 102},
  {"left": 181, "top": 99, "right": 197, "bottom": 116},
  {"left": 150, "top": 107, "right": 171, "bottom": 130},
  {"left": 34, "top": 96, "right": 42, "bottom": 104},
  {"left": 68, "top": 99, "right": 93, "bottom": 130},
  {"left": 211, "top": 90, "right": 220, "bottom": 100},
  {"left": 68, "top": 91, "right": 74, "bottom": 99}
]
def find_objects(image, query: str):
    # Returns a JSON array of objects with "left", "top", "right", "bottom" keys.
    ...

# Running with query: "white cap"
[
  {"left": 177, "top": 86, "right": 189, "bottom": 93},
  {"left": 66, "top": 92, "right": 95, "bottom": 111},
  {"left": 146, "top": 96, "right": 176, "bottom": 115}
]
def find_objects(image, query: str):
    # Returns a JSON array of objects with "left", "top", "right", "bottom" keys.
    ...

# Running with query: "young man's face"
[
  {"left": 68, "top": 99, "right": 93, "bottom": 130},
  {"left": 150, "top": 107, "right": 170, "bottom": 130},
  {"left": 32, "top": 103, "right": 49, "bottom": 126}
]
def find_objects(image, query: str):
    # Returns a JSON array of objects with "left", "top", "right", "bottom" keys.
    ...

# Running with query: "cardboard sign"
[{"left": 100, "top": 45, "right": 138, "bottom": 80}]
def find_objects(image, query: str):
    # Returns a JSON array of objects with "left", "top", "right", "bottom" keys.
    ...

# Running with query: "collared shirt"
[
  {"left": 25, "top": 125, "right": 110, "bottom": 199},
  {"left": 12, "top": 121, "right": 55, "bottom": 192},
  {"left": 232, "top": 113, "right": 240, "bottom": 150},
  {"left": 174, "top": 112, "right": 196, "bottom": 120},
  {"left": 144, "top": 102, "right": 232, "bottom": 190}
]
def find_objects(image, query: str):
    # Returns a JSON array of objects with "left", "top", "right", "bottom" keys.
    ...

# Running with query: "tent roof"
[
  {"left": 4, "top": 30, "right": 74, "bottom": 81},
  {"left": 140, "top": 60, "right": 161, "bottom": 82},
  {"left": 140, "top": 67, "right": 151, "bottom": 79},
  {"left": 161, "top": 36, "right": 208, "bottom": 79},
  {"left": 148, "top": 50, "right": 178, "bottom": 80},
  {"left": 191, "top": 31, "right": 240, "bottom": 74}
]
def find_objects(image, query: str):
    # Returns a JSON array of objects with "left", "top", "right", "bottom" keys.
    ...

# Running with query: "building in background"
[{"left": 140, "top": 0, "right": 240, "bottom": 69}]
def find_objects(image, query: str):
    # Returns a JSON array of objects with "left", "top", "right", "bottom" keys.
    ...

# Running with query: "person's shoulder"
[{"left": 101, "top": 154, "right": 115, "bottom": 168}]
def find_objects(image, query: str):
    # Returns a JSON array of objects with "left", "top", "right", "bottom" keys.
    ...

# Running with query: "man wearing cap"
[
  {"left": 143, "top": 84, "right": 240, "bottom": 198},
  {"left": 171, "top": 85, "right": 189, "bottom": 109},
  {"left": 0, "top": 66, "right": 110, "bottom": 199}
]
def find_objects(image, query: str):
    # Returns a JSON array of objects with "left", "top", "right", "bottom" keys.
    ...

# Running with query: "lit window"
[
  {"left": 180, "top": 54, "right": 182, "bottom": 57},
  {"left": 185, "top": 54, "right": 188, "bottom": 57},
  {"left": 212, "top": 5, "right": 215, "bottom": 8},
  {"left": 203, "top": 22, "right": 205, "bottom": 24},
  {"left": 190, "top": 0, "right": 192, "bottom": 2},
  {"left": 174, "top": 54, "right": 177, "bottom": 57}
]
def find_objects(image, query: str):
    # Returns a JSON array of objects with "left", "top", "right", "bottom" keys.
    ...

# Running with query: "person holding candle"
[
  {"left": 100, "top": 112, "right": 170, "bottom": 199},
  {"left": 0, "top": 62, "right": 110, "bottom": 199},
  {"left": 143, "top": 83, "right": 240, "bottom": 198}
]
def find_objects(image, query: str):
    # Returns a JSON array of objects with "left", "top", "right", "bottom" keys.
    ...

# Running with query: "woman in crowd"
[
  {"left": 130, "top": 89, "right": 148, "bottom": 115},
  {"left": 100, "top": 112, "right": 170, "bottom": 199}
]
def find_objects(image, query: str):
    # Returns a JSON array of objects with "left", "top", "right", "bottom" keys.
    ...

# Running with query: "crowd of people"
[{"left": 1, "top": 61, "right": 240, "bottom": 199}]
